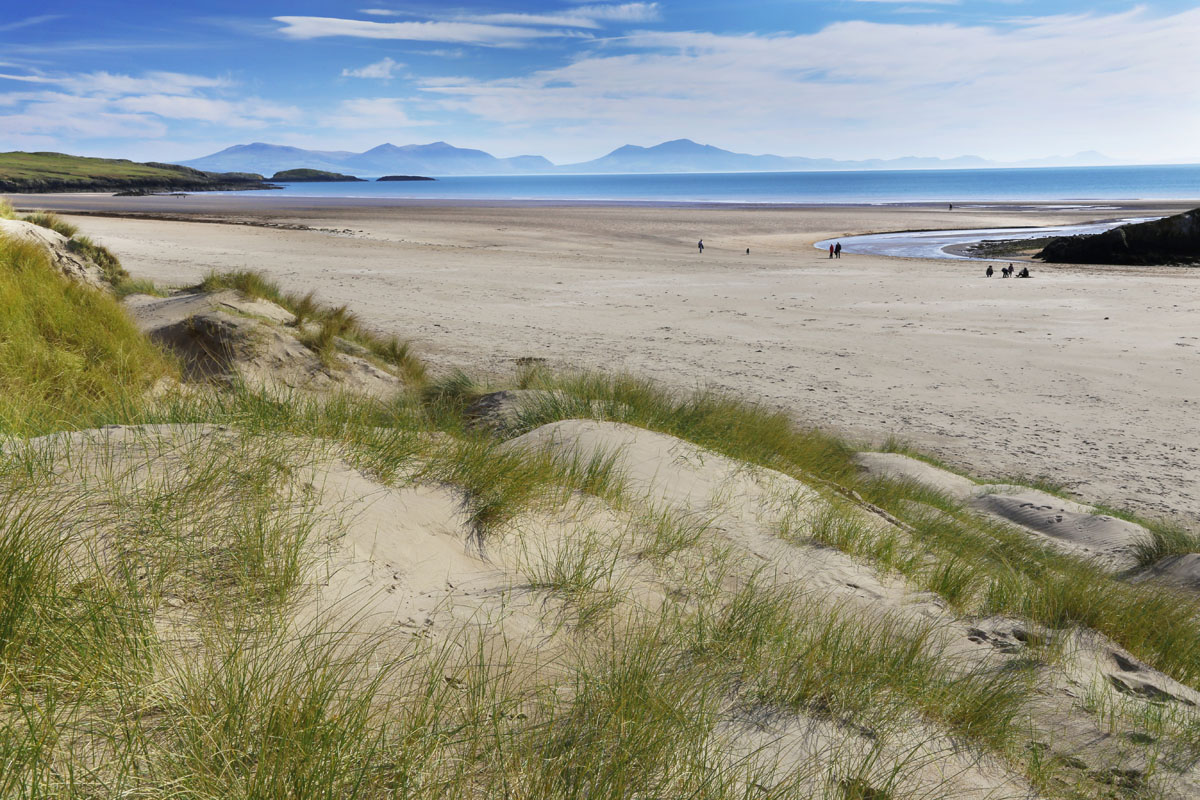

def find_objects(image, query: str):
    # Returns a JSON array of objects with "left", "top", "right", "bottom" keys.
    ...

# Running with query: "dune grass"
[
  {"left": 198, "top": 269, "right": 427, "bottom": 384},
  {"left": 4, "top": 380, "right": 1196, "bottom": 798},
  {"left": 4, "top": 234, "right": 1200, "bottom": 798},
  {"left": 22, "top": 210, "right": 78, "bottom": 239},
  {"left": 0, "top": 234, "right": 174, "bottom": 434},
  {"left": 507, "top": 369, "right": 858, "bottom": 484},
  {"left": 787, "top": 473, "right": 1200, "bottom": 688}
]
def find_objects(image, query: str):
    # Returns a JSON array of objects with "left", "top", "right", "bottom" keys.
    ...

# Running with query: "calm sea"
[{"left": 247, "top": 164, "right": 1200, "bottom": 204}]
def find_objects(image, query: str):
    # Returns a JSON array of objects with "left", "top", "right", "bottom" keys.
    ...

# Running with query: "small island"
[
  {"left": 270, "top": 169, "right": 365, "bottom": 182},
  {"left": 377, "top": 175, "right": 436, "bottom": 182}
]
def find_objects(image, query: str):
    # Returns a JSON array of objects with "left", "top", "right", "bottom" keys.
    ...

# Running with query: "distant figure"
[
  {"left": 1001, "top": 265, "right": 1010, "bottom": 277},
  {"left": 698, "top": 239, "right": 704, "bottom": 254},
  {"left": 829, "top": 243, "right": 835, "bottom": 259},
  {"left": 746, "top": 248, "right": 750, "bottom": 255},
  {"left": 834, "top": 242, "right": 842, "bottom": 259},
  {"left": 986, "top": 265, "right": 994, "bottom": 278},
  {"left": 1017, "top": 266, "right": 1030, "bottom": 278},
  {"left": 948, "top": 203, "right": 953, "bottom": 211}
]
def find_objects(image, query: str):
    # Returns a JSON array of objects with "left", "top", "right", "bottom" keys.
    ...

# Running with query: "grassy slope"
[
  {"left": 3, "top": 251, "right": 1200, "bottom": 797},
  {"left": 0, "top": 233, "right": 173, "bottom": 433},
  {"left": 0, "top": 151, "right": 265, "bottom": 192}
]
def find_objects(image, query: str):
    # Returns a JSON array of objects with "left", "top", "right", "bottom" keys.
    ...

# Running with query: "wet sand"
[{"left": 17, "top": 193, "right": 1200, "bottom": 522}]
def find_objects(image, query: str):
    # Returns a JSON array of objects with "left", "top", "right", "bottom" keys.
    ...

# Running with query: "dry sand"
[{"left": 20, "top": 194, "right": 1199, "bottom": 522}]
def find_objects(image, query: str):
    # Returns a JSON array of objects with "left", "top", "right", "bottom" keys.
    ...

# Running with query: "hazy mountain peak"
[{"left": 178, "top": 139, "right": 1119, "bottom": 177}]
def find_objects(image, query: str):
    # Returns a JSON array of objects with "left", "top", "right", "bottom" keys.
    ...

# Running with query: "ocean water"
[{"left": 247, "top": 164, "right": 1200, "bottom": 204}]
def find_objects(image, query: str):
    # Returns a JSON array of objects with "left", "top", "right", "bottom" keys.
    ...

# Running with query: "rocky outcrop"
[
  {"left": 1036, "top": 208, "right": 1200, "bottom": 265},
  {"left": 0, "top": 219, "right": 109, "bottom": 288}
]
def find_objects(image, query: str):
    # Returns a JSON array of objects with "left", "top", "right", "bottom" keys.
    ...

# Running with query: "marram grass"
[{"left": 0, "top": 233, "right": 174, "bottom": 434}]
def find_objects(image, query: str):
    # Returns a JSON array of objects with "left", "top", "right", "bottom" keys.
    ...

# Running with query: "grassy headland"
[{"left": 0, "top": 151, "right": 271, "bottom": 193}]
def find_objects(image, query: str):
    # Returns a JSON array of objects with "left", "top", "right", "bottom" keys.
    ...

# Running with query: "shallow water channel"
[{"left": 815, "top": 217, "right": 1156, "bottom": 260}]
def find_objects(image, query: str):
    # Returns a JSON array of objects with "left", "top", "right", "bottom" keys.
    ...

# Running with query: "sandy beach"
[{"left": 18, "top": 194, "right": 1199, "bottom": 522}]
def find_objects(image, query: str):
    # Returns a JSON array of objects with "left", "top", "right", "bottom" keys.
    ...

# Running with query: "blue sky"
[{"left": 2, "top": 1, "right": 1199, "bottom": 164}]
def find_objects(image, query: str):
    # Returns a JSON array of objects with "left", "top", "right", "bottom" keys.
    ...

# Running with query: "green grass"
[
  {"left": 112, "top": 276, "right": 168, "bottom": 298},
  {"left": 199, "top": 269, "right": 427, "bottom": 384},
  {"left": 795, "top": 473, "right": 1200, "bottom": 688},
  {"left": 66, "top": 234, "right": 129, "bottom": 284},
  {"left": 22, "top": 210, "right": 78, "bottom": 238},
  {"left": 506, "top": 370, "right": 858, "bottom": 484},
  {"left": 1131, "top": 522, "right": 1200, "bottom": 568},
  {"left": 0, "top": 233, "right": 174, "bottom": 434},
  {"left": 0, "top": 151, "right": 264, "bottom": 192},
  {"left": 4, "top": 245, "right": 1200, "bottom": 799}
]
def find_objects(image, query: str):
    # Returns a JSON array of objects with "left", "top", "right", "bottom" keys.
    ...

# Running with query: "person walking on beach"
[
  {"left": 829, "top": 243, "right": 835, "bottom": 259},
  {"left": 834, "top": 242, "right": 842, "bottom": 259},
  {"left": 698, "top": 239, "right": 704, "bottom": 254},
  {"left": 986, "top": 265, "right": 994, "bottom": 277}
]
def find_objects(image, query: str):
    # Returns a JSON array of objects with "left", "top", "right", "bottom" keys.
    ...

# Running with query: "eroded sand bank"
[{"left": 22, "top": 195, "right": 1199, "bottom": 521}]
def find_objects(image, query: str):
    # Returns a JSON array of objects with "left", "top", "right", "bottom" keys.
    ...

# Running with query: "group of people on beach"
[
  {"left": 986, "top": 263, "right": 1030, "bottom": 278},
  {"left": 828, "top": 242, "right": 841, "bottom": 259}
]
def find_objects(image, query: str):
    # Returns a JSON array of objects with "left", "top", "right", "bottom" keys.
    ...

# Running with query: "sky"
[{"left": 2, "top": 1, "right": 1199, "bottom": 165}]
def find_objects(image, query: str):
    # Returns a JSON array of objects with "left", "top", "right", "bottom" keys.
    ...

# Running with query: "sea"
[{"left": 247, "top": 164, "right": 1200, "bottom": 204}]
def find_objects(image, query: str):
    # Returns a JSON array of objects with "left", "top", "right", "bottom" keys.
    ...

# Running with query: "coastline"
[{"left": 17, "top": 194, "right": 1200, "bottom": 522}]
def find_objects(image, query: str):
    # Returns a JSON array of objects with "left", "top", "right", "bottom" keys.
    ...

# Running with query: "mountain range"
[{"left": 178, "top": 138, "right": 1115, "bottom": 177}]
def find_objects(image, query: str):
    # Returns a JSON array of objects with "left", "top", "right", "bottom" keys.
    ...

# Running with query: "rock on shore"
[{"left": 1037, "top": 207, "right": 1200, "bottom": 265}]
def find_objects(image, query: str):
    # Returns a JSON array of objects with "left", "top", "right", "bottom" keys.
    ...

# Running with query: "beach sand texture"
[{"left": 42, "top": 197, "right": 1200, "bottom": 522}]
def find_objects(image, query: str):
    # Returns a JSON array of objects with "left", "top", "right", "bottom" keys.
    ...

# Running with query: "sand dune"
[{"left": 37, "top": 198, "right": 1197, "bottom": 524}]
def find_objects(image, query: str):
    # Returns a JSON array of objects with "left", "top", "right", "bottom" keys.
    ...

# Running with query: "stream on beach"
[{"left": 814, "top": 217, "right": 1158, "bottom": 260}]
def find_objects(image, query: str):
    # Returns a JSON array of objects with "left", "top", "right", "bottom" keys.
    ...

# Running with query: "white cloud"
[
  {"left": 342, "top": 57, "right": 403, "bottom": 79},
  {"left": 463, "top": 5, "right": 661, "bottom": 28},
  {"left": 0, "top": 70, "right": 301, "bottom": 142},
  {"left": 113, "top": 94, "right": 299, "bottom": 126},
  {"left": 273, "top": 16, "right": 567, "bottom": 46},
  {"left": 324, "top": 97, "right": 434, "bottom": 130},
  {"left": 571, "top": 3, "right": 662, "bottom": 22},
  {"left": 62, "top": 71, "right": 230, "bottom": 96},
  {"left": 419, "top": 7, "right": 1200, "bottom": 163}
]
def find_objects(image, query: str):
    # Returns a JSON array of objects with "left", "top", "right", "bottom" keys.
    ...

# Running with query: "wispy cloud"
[
  {"left": 325, "top": 96, "right": 434, "bottom": 129},
  {"left": 0, "top": 69, "right": 300, "bottom": 143},
  {"left": 571, "top": 3, "right": 662, "bottom": 22},
  {"left": 342, "top": 56, "right": 403, "bottom": 79},
  {"left": 0, "top": 14, "right": 63, "bottom": 33},
  {"left": 464, "top": 4, "right": 661, "bottom": 28},
  {"left": 273, "top": 16, "right": 568, "bottom": 46}
]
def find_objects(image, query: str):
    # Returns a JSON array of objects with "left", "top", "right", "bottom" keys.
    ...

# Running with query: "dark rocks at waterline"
[
  {"left": 377, "top": 175, "right": 435, "bottom": 182},
  {"left": 1036, "top": 208, "right": 1200, "bottom": 265}
]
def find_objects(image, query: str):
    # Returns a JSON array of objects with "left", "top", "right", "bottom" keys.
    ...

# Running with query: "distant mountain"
[
  {"left": 559, "top": 140, "right": 1019, "bottom": 173},
  {"left": 180, "top": 141, "right": 553, "bottom": 177},
  {"left": 177, "top": 139, "right": 1118, "bottom": 177},
  {"left": 179, "top": 143, "right": 358, "bottom": 175}
]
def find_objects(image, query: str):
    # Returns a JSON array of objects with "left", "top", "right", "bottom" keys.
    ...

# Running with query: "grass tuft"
[
  {"left": 66, "top": 233, "right": 128, "bottom": 285},
  {"left": 198, "top": 269, "right": 426, "bottom": 383},
  {"left": 22, "top": 211, "right": 78, "bottom": 238}
]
